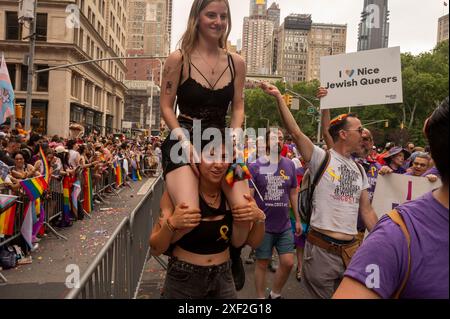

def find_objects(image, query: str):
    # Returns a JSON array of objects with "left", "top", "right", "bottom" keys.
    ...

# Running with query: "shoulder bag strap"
[{"left": 387, "top": 209, "right": 412, "bottom": 299}]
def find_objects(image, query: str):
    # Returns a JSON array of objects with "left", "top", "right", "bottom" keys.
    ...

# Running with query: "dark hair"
[
  {"left": 328, "top": 113, "right": 358, "bottom": 143},
  {"left": 425, "top": 97, "right": 449, "bottom": 184},
  {"left": 66, "top": 139, "right": 77, "bottom": 150}
]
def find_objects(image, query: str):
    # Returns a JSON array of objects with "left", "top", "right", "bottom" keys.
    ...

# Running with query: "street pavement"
[
  {"left": 0, "top": 177, "right": 156, "bottom": 299},
  {"left": 137, "top": 246, "right": 310, "bottom": 299}
]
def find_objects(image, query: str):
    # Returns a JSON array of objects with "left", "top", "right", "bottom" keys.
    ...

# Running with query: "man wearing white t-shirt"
[{"left": 260, "top": 83, "right": 378, "bottom": 299}]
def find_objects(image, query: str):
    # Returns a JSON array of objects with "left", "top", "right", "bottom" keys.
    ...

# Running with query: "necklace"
[
  {"left": 196, "top": 49, "right": 221, "bottom": 75},
  {"left": 200, "top": 189, "right": 221, "bottom": 207}
]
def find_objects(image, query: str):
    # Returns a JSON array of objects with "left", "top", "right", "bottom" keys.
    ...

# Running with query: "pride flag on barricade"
[
  {"left": 39, "top": 146, "right": 50, "bottom": 184},
  {"left": 82, "top": 168, "right": 93, "bottom": 214},
  {"left": 62, "top": 176, "right": 72, "bottom": 219},
  {"left": 19, "top": 176, "right": 48, "bottom": 201},
  {"left": 0, "top": 195, "right": 18, "bottom": 236},
  {"left": 32, "top": 198, "right": 45, "bottom": 241},
  {"left": 19, "top": 176, "right": 48, "bottom": 249},
  {"left": 72, "top": 180, "right": 81, "bottom": 213},
  {"left": 0, "top": 53, "right": 15, "bottom": 125},
  {"left": 114, "top": 161, "right": 123, "bottom": 186}
]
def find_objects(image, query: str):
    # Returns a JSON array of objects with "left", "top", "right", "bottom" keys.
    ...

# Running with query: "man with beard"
[
  {"left": 249, "top": 128, "right": 302, "bottom": 299},
  {"left": 259, "top": 83, "right": 378, "bottom": 299}
]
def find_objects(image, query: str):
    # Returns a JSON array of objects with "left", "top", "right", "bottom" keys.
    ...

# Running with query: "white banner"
[
  {"left": 320, "top": 47, "right": 403, "bottom": 109},
  {"left": 372, "top": 174, "right": 442, "bottom": 219}
]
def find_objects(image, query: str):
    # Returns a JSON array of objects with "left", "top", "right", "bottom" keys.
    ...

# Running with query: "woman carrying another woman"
[{"left": 150, "top": 134, "right": 265, "bottom": 299}]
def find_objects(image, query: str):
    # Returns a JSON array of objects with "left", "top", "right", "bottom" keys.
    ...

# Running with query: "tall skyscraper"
[
  {"left": 437, "top": 13, "right": 449, "bottom": 43},
  {"left": 267, "top": 2, "right": 281, "bottom": 74},
  {"left": 357, "top": 0, "right": 390, "bottom": 51},
  {"left": 242, "top": 17, "right": 274, "bottom": 74},
  {"left": 277, "top": 14, "right": 312, "bottom": 83},
  {"left": 250, "top": 0, "right": 267, "bottom": 17},
  {"left": 307, "top": 23, "right": 347, "bottom": 81}
]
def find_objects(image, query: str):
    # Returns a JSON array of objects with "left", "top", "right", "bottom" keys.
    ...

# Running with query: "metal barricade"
[{"left": 65, "top": 175, "right": 163, "bottom": 299}]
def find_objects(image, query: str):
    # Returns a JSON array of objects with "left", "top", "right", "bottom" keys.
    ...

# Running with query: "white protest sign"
[
  {"left": 372, "top": 174, "right": 442, "bottom": 219},
  {"left": 320, "top": 47, "right": 403, "bottom": 109}
]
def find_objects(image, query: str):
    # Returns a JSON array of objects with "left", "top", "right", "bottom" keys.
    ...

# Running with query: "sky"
[{"left": 171, "top": 0, "right": 449, "bottom": 55}]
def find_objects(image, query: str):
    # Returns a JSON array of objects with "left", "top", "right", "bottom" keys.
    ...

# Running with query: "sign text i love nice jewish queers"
[{"left": 320, "top": 47, "right": 403, "bottom": 109}]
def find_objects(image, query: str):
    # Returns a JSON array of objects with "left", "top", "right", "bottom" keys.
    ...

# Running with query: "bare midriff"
[{"left": 311, "top": 226, "right": 355, "bottom": 242}]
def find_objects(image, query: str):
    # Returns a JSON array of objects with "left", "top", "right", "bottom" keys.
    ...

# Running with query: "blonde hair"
[{"left": 178, "top": 0, "right": 232, "bottom": 57}]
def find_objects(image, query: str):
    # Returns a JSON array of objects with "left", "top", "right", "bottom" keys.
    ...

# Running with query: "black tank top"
[
  {"left": 175, "top": 192, "right": 233, "bottom": 255},
  {"left": 176, "top": 51, "right": 236, "bottom": 128}
]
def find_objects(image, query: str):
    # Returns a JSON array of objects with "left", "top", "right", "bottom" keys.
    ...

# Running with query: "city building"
[
  {"left": 267, "top": 2, "right": 280, "bottom": 74},
  {"left": 124, "top": 80, "right": 160, "bottom": 134},
  {"left": 250, "top": 0, "right": 267, "bottom": 18},
  {"left": 0, "top": 0, "right": 128, "bottom": 136},
  {"left": 438, "top": 13, "right": 449, "bottom": 43},
  {"left": 307, "top": 23, "right": 347, "bottom": 81},
  {"left": 357, "top": 0, "right": 390, "bottom": 51},
  {"left": 277, "top": 14, "right": 312, "bottom": 83},
  {"left": 242, "top": 17, "right": 274, "bottom": 75}
]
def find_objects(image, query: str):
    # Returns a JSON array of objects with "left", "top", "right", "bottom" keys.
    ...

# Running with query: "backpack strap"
[
  {"left": 312, "top": 150, "right": 331, "bottom": 188},
  {"left": 387, "top": 209, "right": 411, "bottom": 299}
]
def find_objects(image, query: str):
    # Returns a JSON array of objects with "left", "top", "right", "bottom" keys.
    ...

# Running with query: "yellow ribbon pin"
[
  {"left": 327, "top": 167, "right": 341, "bottom": 181},
  {"left": 280, "top": 169, "right": 289, "bottom": 180},
  {"left": 217, "top": 225, "right": 230, "bottom": 242},
  {"left": 371, "top": 166, "right": 376, "bottom": 177}
]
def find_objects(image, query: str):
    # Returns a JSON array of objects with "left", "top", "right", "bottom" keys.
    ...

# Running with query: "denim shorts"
[
  {"left": 255, "top": 229, "right": 295, "bottom": 260},
  {"left": 161, "top": 257, "right": 237, "bottom": 299}
]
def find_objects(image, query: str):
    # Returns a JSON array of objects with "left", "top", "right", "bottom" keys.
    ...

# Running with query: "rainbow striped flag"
[
  {"left": 82, "top": 168, "right": 93, "bottom": 214},
  {"left": 63, "top": 176, "right": 71, "bottom": 219},
  {"left": 0, "top": 53, "right": 15, "bottom": 125},
  {"left": 19, "top": 176, "right": 48, "bottom": 201},
  {"left": 32, "top": 198, "right": 44, "bottom": 240},
  {"left": 225, "top": 163, "right": 252, "bottom": 187},
  {"left": 0, "top": 203, "right": 16, "bottom": 236},
  {"left": 0, "top": 194, "right": 18, "bottom": 210},
  {"left": 114, "top": 161, "right": 123, "bottom": 186},
  {"left": 39, "top": 146, "right": 50, "bottom": 184},
  {"left": 21, "top": 202, "right": 34, "bottom": 249}
]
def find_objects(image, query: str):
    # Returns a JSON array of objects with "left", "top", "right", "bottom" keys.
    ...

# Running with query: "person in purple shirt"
[
  {"left": 334, "top": 97, "right": 449, "bottom": 299},
  {"left": 249, "top": 129, "right": 301, "bottom": 299},
  {"left": 379, "top": 146, "right": 410, "bottom": 175}
]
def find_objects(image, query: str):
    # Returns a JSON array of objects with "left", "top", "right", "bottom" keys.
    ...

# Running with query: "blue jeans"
[
  {"left": 161, "top": 257, "right": 237, "bottom": 299},
  {"left": 255, "top": 229, "right": 295, "bottom": 260}
]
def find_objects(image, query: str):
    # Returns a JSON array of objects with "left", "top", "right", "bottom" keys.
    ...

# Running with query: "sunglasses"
[{"left": 344, "top": 127, "right": 364, "bottom": 134}]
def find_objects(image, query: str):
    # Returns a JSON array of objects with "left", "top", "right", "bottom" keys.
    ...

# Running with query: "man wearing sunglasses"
[{"left": 259, "top": 83, "right": 378, "bottom": 299}]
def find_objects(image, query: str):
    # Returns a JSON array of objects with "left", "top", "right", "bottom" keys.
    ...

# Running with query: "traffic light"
[
  {"left": 385, "top": 121, "right": 389, "bottom": 128},
  {"left": 283, "top": 94, "right": 293, "bottom": 108},
  {"left": 400, "top": 122, "right": 405, "bottom": 130},
  {"left": 15, "top": 104, "right": 23, "bottom": 119}
]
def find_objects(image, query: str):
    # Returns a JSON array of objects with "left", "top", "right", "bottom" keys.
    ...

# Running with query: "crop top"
[
  {"left": 176, "top": 50, "right": 236, "bottom": 128},
  {"left": 175, "top": 192, "right": 233, "bottom": 255}
]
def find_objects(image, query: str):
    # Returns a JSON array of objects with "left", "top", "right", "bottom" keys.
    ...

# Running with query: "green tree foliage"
[{"left": 243, "top": 41, "right": 449, "bottom": 148}]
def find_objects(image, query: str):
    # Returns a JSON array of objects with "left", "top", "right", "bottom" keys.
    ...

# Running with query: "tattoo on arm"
[
  {"left": 165, "top": 81, "right": 173, "bottom": 95},
  {"left": 163, "top": 66, "right": 171, "bottom": 78}
]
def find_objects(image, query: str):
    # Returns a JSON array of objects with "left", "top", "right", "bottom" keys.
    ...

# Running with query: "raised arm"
[{"left": 259, "top": 82, "right": 315, "bottom": 162}]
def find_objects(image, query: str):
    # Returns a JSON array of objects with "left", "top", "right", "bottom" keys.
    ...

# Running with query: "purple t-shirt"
[
  {"left": 422, "top": 166, "right": 441, "bottom": 178},
  {"left": 345, "top": 191, "right": 449, "bottom": 299},
  {"left": 249, "top": 157, "right": 297, "bottom": 234}
]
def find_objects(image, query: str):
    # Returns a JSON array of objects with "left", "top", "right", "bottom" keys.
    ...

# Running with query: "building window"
[
  {"left": 6, "top": 12, "right": 21, "bottom": 40},
  {"left": 84, "top": 81, "right": 93, "bottom": 103},
  {"left": 36, "top": 13, "right": 48, "bottom": 41},
  {"left": 36, "top": 65, "right": 49, "bottom": 92},
  {"left": 6, "top": 64, "right": 16, "bottom": 89}
]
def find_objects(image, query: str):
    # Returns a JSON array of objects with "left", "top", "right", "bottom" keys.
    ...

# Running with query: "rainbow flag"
[
  {"left": 39, "top": 146, "right": 50, "bottom": 184},
  {"left": 114, "top": 161, "right": 123, "bottom": 186},
  {"left": 0, "top": 53, "right": 15, "bottom": 125},
  {"left": 21, "top": 202, "right": 34, "bottom": 249},
  {"left": 0, "top": 203, "right": 16, "bottom": 236},
  {"left": 0, "top": 194, "right": 18, "bottom": 210},
  {"left": 19, "top": 176, "right": 48, "bottom": 201},
  {"left": 63, "top": 176, "right": 71, "bottom": 218},
  {"left": 32, "top": 198, "right": 44, "bottom": 240},
  {"left": 225, "top": 163, "right": 252, "bottom": 187},
  {"left": 82, "top": 168, "right": 93, "bottom": 214}
]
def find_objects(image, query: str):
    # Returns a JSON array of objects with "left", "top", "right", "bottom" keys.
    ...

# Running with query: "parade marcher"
[
  {"left": 334, "top": 97, "right": 449, "bottom": 299},
  {"left": 404, "top": 152, "right": 431, "bottom": 177},
  {"left": 149, "top": 135, "right": 264, "bottom": 299},
  {"left": 379, "top": 146, "right": 410, "bottom": 175},
  {"left": 249, "top": 129, "right": 301, "bottom": 299},
  {"left": 159, "top": 0, "right": 249, "bottom": 218},
  {"left": 259, "top": 82, "right": 378, "bottom": 299}
]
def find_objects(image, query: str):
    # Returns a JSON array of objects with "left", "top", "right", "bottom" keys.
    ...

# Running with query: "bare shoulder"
[
  {"left": 229, "top": 52, "right": 245, "bottom": 69},
  {"left": 165, "top": 50, "right": 184, "bottom": 68}
]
